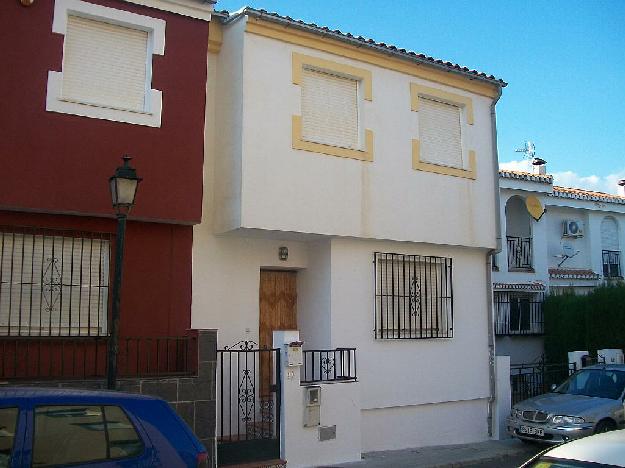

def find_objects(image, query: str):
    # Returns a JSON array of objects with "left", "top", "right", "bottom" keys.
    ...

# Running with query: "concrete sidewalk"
[{"left": 324, "top": 439, "right": 541, "bottom": 468}]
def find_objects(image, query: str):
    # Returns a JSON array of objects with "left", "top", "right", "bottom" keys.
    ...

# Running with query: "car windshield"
[{"left": 555, "top": 369, "right": 625, "bottom": 400}]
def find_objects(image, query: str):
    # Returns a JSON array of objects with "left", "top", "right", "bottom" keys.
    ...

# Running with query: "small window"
[
  {"left": 418, "top": 98, "right": 463, "bottom": 168},
  {"left": 301, "top": 67, "right": 359, "bottom": 149},
  {"left": 62, "top": 15, "right": 149, "bottom": 112},
  {"left": 47, "top": 0, "right": 165, "bottom": 127},
  {"left": 374, "top": 252, "right": 453, "bottom": 339},
  {"left": 33, "top": 405, "right": 143, "bottom": 466},
  {"left": 0, "top": 407, "right": 18, "bottom": 468}
]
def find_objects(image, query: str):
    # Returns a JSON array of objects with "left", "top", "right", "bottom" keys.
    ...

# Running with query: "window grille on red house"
[{"left": 0, "top": 227, "right": 110, "bottom": 337}]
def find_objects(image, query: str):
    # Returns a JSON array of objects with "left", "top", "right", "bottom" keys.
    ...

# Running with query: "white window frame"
[{"left": 46, "top": 0, "right": 166, "bottom": 127}]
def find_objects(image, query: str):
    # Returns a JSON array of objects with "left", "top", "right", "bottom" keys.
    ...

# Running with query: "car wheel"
[{"left": 594, "top": 419, "right": 617, "bottom": 434}]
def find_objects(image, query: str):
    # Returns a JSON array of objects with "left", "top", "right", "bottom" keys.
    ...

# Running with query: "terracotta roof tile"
[
  {"left": 551, "top": 186, "right": 625, "bottom": 204},
  {"left": 499, "top": 169, "right": 553, "bottom": 183},
  {"left": 222, "top": 7, "right": 507, "bottom": 87},
  {"left": 548, "top": 268, "right": 601, "bottom": 280}
]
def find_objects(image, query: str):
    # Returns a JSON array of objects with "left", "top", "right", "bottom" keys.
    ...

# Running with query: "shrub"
[{"left": 544, "top": 284, "right": 625, "bottom": 363}]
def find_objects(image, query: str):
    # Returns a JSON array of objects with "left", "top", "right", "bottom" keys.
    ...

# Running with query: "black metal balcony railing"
[
  {"left": 301, "top": 348, "right": 357, "bottom": 384},
  {"left": 0, "top": 335, "right": 197, "bottom": 381},
  {"left": 507, "top": 236, "right": 533, "bottom": 270},
  {"left": 602, "top": 250, "right": 621, "bottom": 278},
  {"left": 494, "top": 293, "right": 544, "bottom": 336}
]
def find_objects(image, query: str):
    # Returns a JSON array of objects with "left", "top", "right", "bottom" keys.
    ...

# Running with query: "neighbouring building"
[
  {"left": 194, "top": 7, "right": 506, "bottom": 467},
  {"left": 494, "top": 167, "right": 625, "bottom": 365},
  {"left": 0, "top": 0, "right": 217, "bottom": 462}
]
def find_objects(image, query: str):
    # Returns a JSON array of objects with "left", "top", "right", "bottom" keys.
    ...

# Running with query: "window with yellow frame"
[
  {"left": 411, "top": 83, "right": 476, "bottom": 179},
  {"left": 292, "top": 52, "right": 374, "bottom": 162}
]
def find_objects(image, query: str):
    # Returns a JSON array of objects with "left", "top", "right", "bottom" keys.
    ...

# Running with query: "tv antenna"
[{"left": 515, "top": 141, "right": 546, "bottom": 167}]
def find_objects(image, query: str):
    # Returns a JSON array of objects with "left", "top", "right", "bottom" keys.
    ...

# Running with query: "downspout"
[{"left": 487, "top": 86, "right": 503, "bottom": 438}]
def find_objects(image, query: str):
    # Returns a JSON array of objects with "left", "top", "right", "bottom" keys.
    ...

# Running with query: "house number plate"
[{"left": 519, "top": 425, "right": 544, "bottom": 436}]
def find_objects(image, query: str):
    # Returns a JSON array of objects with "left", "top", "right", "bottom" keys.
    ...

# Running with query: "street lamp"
[{"left": 107, "top": 155, "right": 141, "bottom": 390}]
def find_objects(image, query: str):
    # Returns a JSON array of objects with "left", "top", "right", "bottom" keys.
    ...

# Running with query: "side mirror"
[{"left": 550, "top": 384, "right": 557, "bottom": 392}]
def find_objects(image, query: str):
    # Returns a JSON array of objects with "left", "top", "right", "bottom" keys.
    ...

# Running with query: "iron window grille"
[
  {"left": 374, "top": 252, "right": 453, "bottom": 339},
  {"left": 602, "top": 250, "right": 621, "bottom": 278},
  {"left": 507, "top": 236, "right": 533, "bottom": 270},
  {"left": 0, "top": 227, "right": 111, "bottom": 337},
  {"left": 494, "top": 292, "right": 544, "bottom": 335}
]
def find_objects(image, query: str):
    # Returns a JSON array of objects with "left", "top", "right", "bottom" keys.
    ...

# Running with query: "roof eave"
[{"left": 226, "top": 7, "right": 506, "bottom": 89}]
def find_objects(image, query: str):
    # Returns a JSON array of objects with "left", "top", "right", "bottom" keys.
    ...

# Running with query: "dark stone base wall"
[{"left": 2, "top": 330, "right": 217, "bottom": 467}]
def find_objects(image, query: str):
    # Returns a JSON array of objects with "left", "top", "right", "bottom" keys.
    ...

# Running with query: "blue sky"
[{"left": 215, "top": 0, "right": 625, "bottom": 193}]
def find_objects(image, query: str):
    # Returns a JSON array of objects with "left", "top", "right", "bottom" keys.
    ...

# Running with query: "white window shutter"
[
  {"left": 419, "top": 98, "right": 463, "bottom": 168},
  {"left": 62, "top": 15, "right": 149, "bottom": 112},
  {"left": 601, "top": 217, "right": 619, "bottom": 251},
  {"left": 301, "top": 68, "right": 359, "bottom": 149}
]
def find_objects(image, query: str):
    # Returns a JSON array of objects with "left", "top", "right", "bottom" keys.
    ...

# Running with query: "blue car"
[{"left": 0, "top": 387, "right": 208, "bottom": 467}]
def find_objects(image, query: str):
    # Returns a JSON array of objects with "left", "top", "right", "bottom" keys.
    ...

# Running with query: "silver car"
[{"left": 507, "top": 364, "right": 625, "bottom": 444}]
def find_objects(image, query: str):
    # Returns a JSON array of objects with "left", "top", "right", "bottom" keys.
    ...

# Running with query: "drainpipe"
[{"left": 487, "top": 86, "right": 503, "bottom": 438}]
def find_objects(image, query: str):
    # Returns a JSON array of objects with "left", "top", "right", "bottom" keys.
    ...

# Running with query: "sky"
[{"left": 215, "top": 0, "right": 625, "bottom": 194}]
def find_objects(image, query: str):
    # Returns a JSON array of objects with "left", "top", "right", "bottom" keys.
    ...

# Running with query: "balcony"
[
  {"left": 507, "top": 236, "right": 533, "bottom": 271},
  {"left": 602, "top": 250, "right": 622, "bottom": 278},
  {"left": 494, "top": 292, "right": 544, "bottom": 336}
]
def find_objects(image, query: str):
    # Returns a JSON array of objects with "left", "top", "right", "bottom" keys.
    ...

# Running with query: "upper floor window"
[
  {"left": 505, "top": 196, "right": 533, "bottom": 271},
  {"left": 374, "top": 252, "right": 453, "bottom": 340},
  {"left": 292, "top": 53, "right": 373, "bottom": 161},
  {"left": 0, "top": 227, "right": 110, "bottom": 337},
  {"left": 46, "top": 0, "right": 166, "bottom": 127},
  {"left": 601, "top": 216, "right": 621, "bottom": 278},
  {"left": 410, "top": 84, "right": 476, "bottom": 179}
]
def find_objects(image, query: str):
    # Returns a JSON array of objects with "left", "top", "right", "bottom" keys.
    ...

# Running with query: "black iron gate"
[{"left": 217, "top": 341, "right": 281, "bottom": 466}]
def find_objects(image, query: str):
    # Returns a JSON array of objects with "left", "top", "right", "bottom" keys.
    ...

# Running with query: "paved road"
[{"left": 464, "top": 445, "right": 543, "bottom": 468}]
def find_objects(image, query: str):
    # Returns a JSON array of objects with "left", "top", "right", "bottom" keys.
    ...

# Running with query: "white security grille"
[
  {"left": 62, "top": 15, "right": 149, "bottom": 112},
  {"left": 0, "top": 231, "right": 110, "bottom": 336},
  {"left": 419, "top": 98, "right": 463, "bottom": 168},
  {"left": 301, "top": 67, "right": 359, "bottom": 149}
]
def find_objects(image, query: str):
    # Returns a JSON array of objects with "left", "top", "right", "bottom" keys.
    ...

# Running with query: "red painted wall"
[
  {"left": 0, "top": 0, "right": 208, "bottom": 224},
  {"left": 0, "top": 210, "right": 192, "bottom": 338}
]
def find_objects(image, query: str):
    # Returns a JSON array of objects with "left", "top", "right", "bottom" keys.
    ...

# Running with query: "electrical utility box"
[{"left": 303, "top": 386, "right": 321, "bottom": 427}]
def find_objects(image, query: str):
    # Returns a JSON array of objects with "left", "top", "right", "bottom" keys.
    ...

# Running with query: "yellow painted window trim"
[
  {"left": 292, "top": 52, "right": 372, "bottom": 100},
  {"left": 208, "top": 21, "right": 223, "bottom": 54},
  {"left": 247, "top": 18, "right": 501, "bottom": 99},
  {"left": 292, "top": 52, "right": 374, "bottom": 161},
  {"left": 410, "top": 83, "right": 474, "bottom": 125},
  {"left": 412, "top": 140, "right": 476, "bottom": 179},
  {"left": 293, "top": 115, "right": 373, "bottom": 162}
]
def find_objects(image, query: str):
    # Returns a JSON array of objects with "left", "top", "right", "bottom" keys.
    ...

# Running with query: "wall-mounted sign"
[{"left": 526, "top": 195, "right": 545, "bottom": 221}]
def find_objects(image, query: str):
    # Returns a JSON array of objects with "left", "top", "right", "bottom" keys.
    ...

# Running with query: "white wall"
[
  {"left": 275, "top": 330, "right": 362, "bottom": 468},
  {"left": 214, "top": 22, "right": 499, "bottom": 250},
  {"left": 362, "top": 399, "right": 489, "bottom": 451},
  {"left": 329, "top": 238, "right": 492, "bottom": 449}
]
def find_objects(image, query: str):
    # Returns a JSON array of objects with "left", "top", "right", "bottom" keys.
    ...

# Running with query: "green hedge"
[{"left": 544, "top": 284, "right": 625, "bottom": 363}]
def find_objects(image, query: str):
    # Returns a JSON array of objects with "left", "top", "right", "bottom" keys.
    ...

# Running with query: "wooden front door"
[{"left": 259, "top": 270, "right": 297, "bottom": 394}]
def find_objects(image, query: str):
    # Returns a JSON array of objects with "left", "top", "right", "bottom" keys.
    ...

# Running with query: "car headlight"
[
  {"left": 552, "top": 415, "right": 585, "bottom": 424},
  {"left": 511, "top": 408, "right": 523, "bottom": 419}
]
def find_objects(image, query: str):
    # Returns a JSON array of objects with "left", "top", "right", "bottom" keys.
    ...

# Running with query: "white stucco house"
[
  {"left": 494, "top": 167, "right": 625, "bottom": 365},
  {"left": 193, "top": 7, "right": 507, "bottom": 467}
]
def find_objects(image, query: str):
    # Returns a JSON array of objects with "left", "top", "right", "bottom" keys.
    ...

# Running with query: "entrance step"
[{"left": 220, "top": 459, "right": 286, "bottom": 468}]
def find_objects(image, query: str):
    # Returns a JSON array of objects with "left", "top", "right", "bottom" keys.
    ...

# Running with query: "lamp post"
[{"left": 107, "top": 155, "right": 141, "bottom": 390}]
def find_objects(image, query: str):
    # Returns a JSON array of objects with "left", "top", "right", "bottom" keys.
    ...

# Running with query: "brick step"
[{"left": 220, "top": 459, "right": 286, "bottom": 468}]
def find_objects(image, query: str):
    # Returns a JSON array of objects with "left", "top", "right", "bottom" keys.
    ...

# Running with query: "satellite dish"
[
  {"left": 562, "top": 243, "right": 576, "bottom": 258},
  {"left": 525, "top": 196, "right": 544, "bottom": 221}
]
